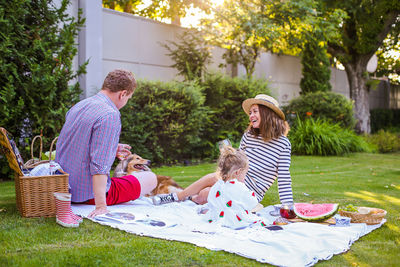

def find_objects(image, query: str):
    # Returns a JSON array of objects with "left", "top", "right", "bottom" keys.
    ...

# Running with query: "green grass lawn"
[{"left": 1, "top": 153, "right": 399, "bottom": 266}]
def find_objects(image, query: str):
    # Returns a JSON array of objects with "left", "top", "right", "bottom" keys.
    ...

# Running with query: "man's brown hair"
[{"left": 102, "top": 69, "right": 137, "bottom": 94}]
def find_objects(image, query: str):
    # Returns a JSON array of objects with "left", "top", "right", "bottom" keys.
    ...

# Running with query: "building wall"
[
  {"left": 102, "top": 9, "right": 227, "bottom": 83},
  {"left": 101, "top": 8, "right": 352, "bottom": 106},
  {"left": 72, "top": 1, "right": 394, "bottom": 109}
]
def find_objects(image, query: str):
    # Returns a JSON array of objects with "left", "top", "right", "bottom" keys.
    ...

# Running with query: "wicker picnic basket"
[
  {"left": 0, "top": 127, "right": 69, "bottom": 217},
  {"left": 339, "top": 207, "right": 386, "bottom": 225}
]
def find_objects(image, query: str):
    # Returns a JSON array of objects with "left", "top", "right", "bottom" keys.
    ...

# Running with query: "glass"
[
  {"left": 280, "top": 202, "right": 296, "bottom": 219},
  {"left": 218, "top": 139, "right": 232, "bottom": 150},
  {"left": 269, "top": 204, "right": 281, "bottom": 216}
]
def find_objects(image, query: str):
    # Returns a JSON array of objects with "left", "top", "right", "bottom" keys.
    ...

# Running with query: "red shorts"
[{"left": 84, "top": 175, "right": 141, "bottom": 206}]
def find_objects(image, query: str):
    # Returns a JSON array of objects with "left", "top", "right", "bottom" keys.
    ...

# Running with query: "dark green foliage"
[
  {"left": 0, "top": 0, "right": 86, "bottom": 178},
  {"left": 370, "top": 109, "right": 400, "bottom": 133},
  {"left": 119, "top": 80, "right": 209, "bottom": 165},
  {"left": 118, "top": 74, "right": 272, "bottom": 164},
  {"left": 366, "top": 130, "right": 400, "bottom": 153},
  {"left": 160, "top": 30, "right": 212, "bottom": 81},
  {"left": 199, "top": 73, "right": 272, "bottom": 158},
  {"left": 300, "top": 39, "right": 332, "bottom": 94},
  {"left": 283, "top": 91, "right": 356, "bottom": 129},
  {"left": 289, "top": 118, "right": 371, "bottom": 156}
]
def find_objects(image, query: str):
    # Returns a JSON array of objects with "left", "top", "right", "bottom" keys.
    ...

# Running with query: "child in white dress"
[{"left": 202, "top": 146, "right": 262, "bottom": 229}]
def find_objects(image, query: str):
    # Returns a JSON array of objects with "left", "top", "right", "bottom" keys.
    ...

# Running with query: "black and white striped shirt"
[{"left": 239, "top": 132, "right": 293, "bottom": 204}]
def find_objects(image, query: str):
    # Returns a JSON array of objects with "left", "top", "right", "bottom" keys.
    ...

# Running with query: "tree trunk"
[{"left": 344, "top": 61, "right": 371, "bottom": 134}]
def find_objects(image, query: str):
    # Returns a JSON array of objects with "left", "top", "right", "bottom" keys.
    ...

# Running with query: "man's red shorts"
[{"left": 84, "top": 175, "right": 141, "bottom": 206}]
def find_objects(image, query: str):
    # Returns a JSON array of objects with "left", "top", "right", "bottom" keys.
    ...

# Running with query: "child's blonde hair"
[{"left": 217, "top": 146, "right": 248, "bottom": 182}]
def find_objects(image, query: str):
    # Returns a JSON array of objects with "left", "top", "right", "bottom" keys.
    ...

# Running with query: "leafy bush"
[
  {"left": 0, "top": 0, "right": 85, "bottom": 179},
  {"left": 289, "top": 118, "right": 371, "bottom": 156},
  {"left": 366, "top": 130, "right": 400, "bottom": 153},
  {"left": 283, "top": 91, "right": 356, "bottom": 129},
  {"left": 370, "top": 109, "right": 400, "bottom": 133},
  {"left": 200, "top": 73, "right": 272, "bottom": 158},
  {"left": 119, "top": 74, "right": 271, "bottom": 163},
  {"left": 300, "top": 39, "right": 332, "bottom": 94},
  {"left": 119, "top": 80, "right": 209, "bottom": 165}
]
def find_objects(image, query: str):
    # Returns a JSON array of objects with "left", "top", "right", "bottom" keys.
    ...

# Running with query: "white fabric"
[
  {"left": 204, "top": 179, "right": 260, "bottom": 229},
  {"left": 29, "top": 162, "right": 62, "bottom": 176},
  {"left": 72, "top": 199, "right": 385, "bottom": 267}
]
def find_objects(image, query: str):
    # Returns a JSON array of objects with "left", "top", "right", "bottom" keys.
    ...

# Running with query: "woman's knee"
[
  {"left": 193, "top": 187, "right": 211, "bottom": 205},
  {"left": 135, "top": 171, "right": 157, "bottom": 195}
]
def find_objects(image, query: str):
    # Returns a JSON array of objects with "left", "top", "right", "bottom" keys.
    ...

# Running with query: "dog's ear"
[
  {"left": 121, "top": 155, "right": 135, "bottom": 172},
  {"left": 114, "top": 162, "right": 126, "bottom": 177}
]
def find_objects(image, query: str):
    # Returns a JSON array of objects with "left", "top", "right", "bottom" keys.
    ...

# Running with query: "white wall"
[
  {"left": 100, "top": 8, "right": 352, "bottom": 105},
  {"left": 103, "top": 9, "right": 181, "bottom": 81},
  {"left": 66, "top": 1, "right": 366, "bottom": 109},
  {"left": 102, "top": 9, "right": 228, "bottom": 83}
]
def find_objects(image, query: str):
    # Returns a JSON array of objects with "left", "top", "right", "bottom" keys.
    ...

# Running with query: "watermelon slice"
[{"left": 294, "top": 203, "right": 339, "bottom": 221}]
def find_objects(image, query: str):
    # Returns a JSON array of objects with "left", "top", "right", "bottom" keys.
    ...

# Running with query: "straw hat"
[{"left": 242, "top": 94, "right": 285, "bottom": 120}]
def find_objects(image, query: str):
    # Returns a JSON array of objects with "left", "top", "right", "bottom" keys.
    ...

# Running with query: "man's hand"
[
  {"left": 116, "top": 143, "right": 132, "bottom": 160},
  {"left": 88, "top": 206, "right": 109, "bottom": 218},
  {"left": 90, "top": 174, "right": 108, "bottom": 218}
]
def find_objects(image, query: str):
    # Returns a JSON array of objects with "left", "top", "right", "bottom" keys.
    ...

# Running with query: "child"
[{"left": 201, "top": 145, "right": 260, "bottom": 229}]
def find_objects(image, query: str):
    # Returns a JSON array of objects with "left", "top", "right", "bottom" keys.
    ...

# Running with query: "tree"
[
  {"left": 0, "top": 0, "right": 86, "bottom": 176},
  {"left": 247, "top": 0, "right": 399, "bottom": 133},
  {"left": 160, "top": 30, "right": 212, "bottom": 81},
  {"left": 323, "top": 0, "right": 400, "bottom": 133},
  {"left": 376, "top": 34, "right": 400, "bottom": 85},
  {"left": 200, "top": 1, "right": 292, "bottom": 77},
  {"left": 103, "top": 0, "right": 143, "bottom": 13},
  {"left": 300, "top": 37, "right": 332, "bottom": 94},
  {"left": 200, "top": 1, "right": 268, "bottom": 77},
  {"left": 103, "top": 0, "right": 210, "bottom": 25}
]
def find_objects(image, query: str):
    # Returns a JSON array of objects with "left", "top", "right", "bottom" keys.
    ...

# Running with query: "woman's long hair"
[{"left": 247, "top": 104, "right": 289, "bottom": 142}]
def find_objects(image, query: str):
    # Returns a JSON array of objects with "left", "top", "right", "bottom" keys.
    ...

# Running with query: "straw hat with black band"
[{"left": 242, "top": 94, "right": 285, "bottom": 120}]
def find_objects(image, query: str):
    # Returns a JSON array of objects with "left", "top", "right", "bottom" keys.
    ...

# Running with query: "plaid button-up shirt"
[{"left": 56, "top": 92, "right": 121, "bottom": 202}]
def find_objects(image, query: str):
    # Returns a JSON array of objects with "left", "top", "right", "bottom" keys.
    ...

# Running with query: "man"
[{"left": 56, "top": 69, "right": 157, "bottom": 218}]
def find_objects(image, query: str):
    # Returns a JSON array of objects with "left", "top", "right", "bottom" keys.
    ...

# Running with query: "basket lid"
[{"left": 0, "top": 127, "right": 24, "bottom": 176}]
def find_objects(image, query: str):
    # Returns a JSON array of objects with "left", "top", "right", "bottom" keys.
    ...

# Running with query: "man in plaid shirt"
[{"left": 56, "top": 69, "right": 157, "bottom": 218}]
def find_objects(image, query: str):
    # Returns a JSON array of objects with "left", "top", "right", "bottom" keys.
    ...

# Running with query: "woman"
[{"left": 153, "top": 94, "right": 293, "bottom": 205}]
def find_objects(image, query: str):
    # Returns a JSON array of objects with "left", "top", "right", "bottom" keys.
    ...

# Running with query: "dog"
[{"left": 113, "top": 153, "right": 183, "bottom": 196}]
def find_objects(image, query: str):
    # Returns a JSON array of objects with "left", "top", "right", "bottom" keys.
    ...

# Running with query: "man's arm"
[{"left": 87, "top": 174, "right": 109, "bottom": 218}]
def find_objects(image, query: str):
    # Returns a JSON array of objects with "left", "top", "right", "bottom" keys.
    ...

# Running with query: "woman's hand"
[{"left": 116, "top": 143, "right": 132, "bottom": 160}]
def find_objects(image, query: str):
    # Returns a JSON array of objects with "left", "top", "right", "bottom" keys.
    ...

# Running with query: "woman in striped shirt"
[{"left": 153, "top": 94, "right": 294, "bottom": 205}]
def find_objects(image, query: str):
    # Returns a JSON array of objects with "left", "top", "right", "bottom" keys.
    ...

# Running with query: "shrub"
[
  {"left": 289, "top": 118, "right": 371, "bottom": 156},
  {"left": 283, "top": 91, "right": 356, "bottom": 129},
  {"left": 0, "top": 0, "right": 85, "bottom": 179},
  {"left": 200, "top": 73, "right": 272, "bottom": 158},
  {"left": 366, "top": 130, "right": 400, "bottom": 153},
  {"left": 300, "top": 39, "right": 332, "bottom": 94},
  {"left": 119, "top": 80, "right": 209, "bottom": 165},
  {"left": 370, "top": 109, "right": 400, "bottom": 133}
]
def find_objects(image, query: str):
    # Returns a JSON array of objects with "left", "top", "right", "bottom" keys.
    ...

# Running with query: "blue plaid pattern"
[{"left": 56, "top": 92, "right": 121, "bottom": 202}]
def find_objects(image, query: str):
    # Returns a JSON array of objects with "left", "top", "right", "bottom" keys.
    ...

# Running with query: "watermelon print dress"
[{"left": 203, "top": 179, "right": 259, "bottom": 229}]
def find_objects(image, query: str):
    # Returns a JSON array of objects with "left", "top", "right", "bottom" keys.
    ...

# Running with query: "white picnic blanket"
[{"left": 72, "top": 198, "right": 385, "bottom": 267}]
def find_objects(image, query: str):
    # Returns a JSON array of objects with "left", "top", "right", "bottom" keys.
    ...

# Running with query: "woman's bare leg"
[
  {"left": 177, "top": 172, "right": 218, "bottom": 201},
  {"left": 134, "top": 171, "right": 157, "bottom": 196}
]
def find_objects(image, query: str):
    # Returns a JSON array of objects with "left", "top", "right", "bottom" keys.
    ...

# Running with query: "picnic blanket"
[{"left": 72, "top": 198, "right": 385, "bottom": 267}]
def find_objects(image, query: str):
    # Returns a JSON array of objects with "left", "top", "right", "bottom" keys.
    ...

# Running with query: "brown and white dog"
[{"left": 113, "top": 154, "right": 183, "bottom": 196}]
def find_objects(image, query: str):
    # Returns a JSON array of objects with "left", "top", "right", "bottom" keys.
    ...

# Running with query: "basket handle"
[
  {"left": 48, "top": 137, "right": 58, "bottom": 161},
  {"left": 30, "top": 135, "right": 43, "bottom": 161}
]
